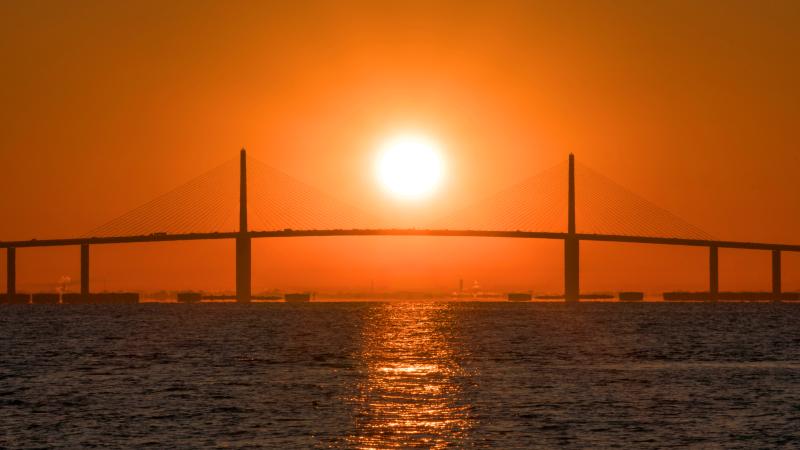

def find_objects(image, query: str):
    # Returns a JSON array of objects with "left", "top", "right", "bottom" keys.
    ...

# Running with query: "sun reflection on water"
[{"left": 347, "top": 303, "right": 475, "bottom": 448}]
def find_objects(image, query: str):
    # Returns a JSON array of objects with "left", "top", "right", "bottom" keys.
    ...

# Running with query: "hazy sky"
[{"left": 1, "top": 1, "right": 798, "bottom": 293}]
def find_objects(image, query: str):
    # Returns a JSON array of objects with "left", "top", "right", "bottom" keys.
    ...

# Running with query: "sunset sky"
[{"left": 1, "top": 1, "right": 798, "bottom": 294}]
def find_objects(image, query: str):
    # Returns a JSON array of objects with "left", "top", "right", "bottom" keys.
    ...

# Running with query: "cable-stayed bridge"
[{"left": 1, "top": 150, "right": 797, "bottom": 302}]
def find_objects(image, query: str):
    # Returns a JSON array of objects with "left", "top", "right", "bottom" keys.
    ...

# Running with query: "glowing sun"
[{"left": 375, "top": 134, "right": 444, "bottom": 199}]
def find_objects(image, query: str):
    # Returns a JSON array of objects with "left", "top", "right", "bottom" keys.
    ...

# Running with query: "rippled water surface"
[{"left": 2, "top": 302, "right": 800, "bottom": 448}]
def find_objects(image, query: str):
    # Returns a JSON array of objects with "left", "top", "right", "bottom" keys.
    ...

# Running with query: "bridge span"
[{"left": 2, "top": 152, "right": 797, "bottom": 302}]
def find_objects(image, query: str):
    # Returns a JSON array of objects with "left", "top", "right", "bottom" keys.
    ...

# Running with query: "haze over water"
[{"left": 2, "top": 302, "right": 799, "bottom": 448}]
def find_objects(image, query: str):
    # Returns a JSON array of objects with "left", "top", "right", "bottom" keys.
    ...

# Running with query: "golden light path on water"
[{"left": 347, "top": 303, "right": 475, "bottom": 448}]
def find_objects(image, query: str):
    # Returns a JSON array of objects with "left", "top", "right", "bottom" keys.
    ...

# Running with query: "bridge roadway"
[{"left": 1, "top": 229, "right": 799, "bottom": 252}]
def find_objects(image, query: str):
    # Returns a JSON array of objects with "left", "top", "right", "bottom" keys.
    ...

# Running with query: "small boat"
[
  {"left": 284, "top": 293, "right": 312, "bottom": 303},
  {"left": 507, "top": 293, "right": 532, "bottom": 302},
  {"left": 618, "top": 292, "right": 644, "bottom": 302},
  {"left": 177, "top": 292, "right": 202, "bottom": 303}
]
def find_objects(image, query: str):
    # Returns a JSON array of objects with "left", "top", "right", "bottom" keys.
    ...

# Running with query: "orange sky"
[{"left": 1, "top": 1, "right": 798, "bottom": 294}]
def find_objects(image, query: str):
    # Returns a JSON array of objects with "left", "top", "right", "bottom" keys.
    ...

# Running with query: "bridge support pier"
[
  {"left": 6, "top": 248, "right": 15, "bottom": 296},
  {"left": 709, "top": 246, "right": 718, "bottom": 302},
  {"left": 236, "top": 236, "right": 251, "bottom": 303},
  {"left": 564, "top": 237, "right": 579, "bottom": 303},
  {"left": 772, "top": 250, "right": 781, "bottom": 303},
  {"left": 81, "top": 244, "right": 90, "bottom": 298}
]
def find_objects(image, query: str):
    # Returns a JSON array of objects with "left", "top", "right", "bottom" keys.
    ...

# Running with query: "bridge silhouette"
[{"left": 2, "top": 150, "right": 798, "bottom": 302}]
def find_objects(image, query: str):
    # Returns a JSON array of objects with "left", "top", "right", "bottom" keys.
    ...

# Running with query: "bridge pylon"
[
  {"left": 236, "top": 148, "right": 252, "bottom": 303},
  {"left": 564, "top": 153, "right": 580, "bottom": 303}
]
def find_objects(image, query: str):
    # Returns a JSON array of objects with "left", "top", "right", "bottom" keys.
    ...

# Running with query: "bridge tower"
[
  {"left": 564, "top": 154, "right": 580, "bottom": 303},
  {"left": 236, "top": 148, "right": 252, "bottom": 303}
]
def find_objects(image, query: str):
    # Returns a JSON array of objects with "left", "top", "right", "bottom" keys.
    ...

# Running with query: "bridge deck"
[{"left": 1, "top": 229, "right": 798, "bottom": 252}]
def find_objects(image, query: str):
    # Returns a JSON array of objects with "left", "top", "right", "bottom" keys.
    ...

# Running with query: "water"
[{"left": 2, "top": 302, "right": 799, "bottom": 448}]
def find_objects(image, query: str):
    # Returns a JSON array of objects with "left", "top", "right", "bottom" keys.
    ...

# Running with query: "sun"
[{"left": 375, "top": 133, "right": 444, "bottom": 200}]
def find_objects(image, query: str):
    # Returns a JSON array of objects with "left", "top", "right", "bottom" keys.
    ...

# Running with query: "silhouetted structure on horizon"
[
  {"left": 1, "top": 151, "right": 798, "bottom": 303},
  {"left": 565, "top": 154, "right": 579, "bottom": 303},
  {"left": 236, "top": 148, "right": 251, "bottom": 303}
]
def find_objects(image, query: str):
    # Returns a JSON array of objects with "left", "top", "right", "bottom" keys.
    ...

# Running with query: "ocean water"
[{"left": 1, "top": 302, "right": 799, "bottom": 448}]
